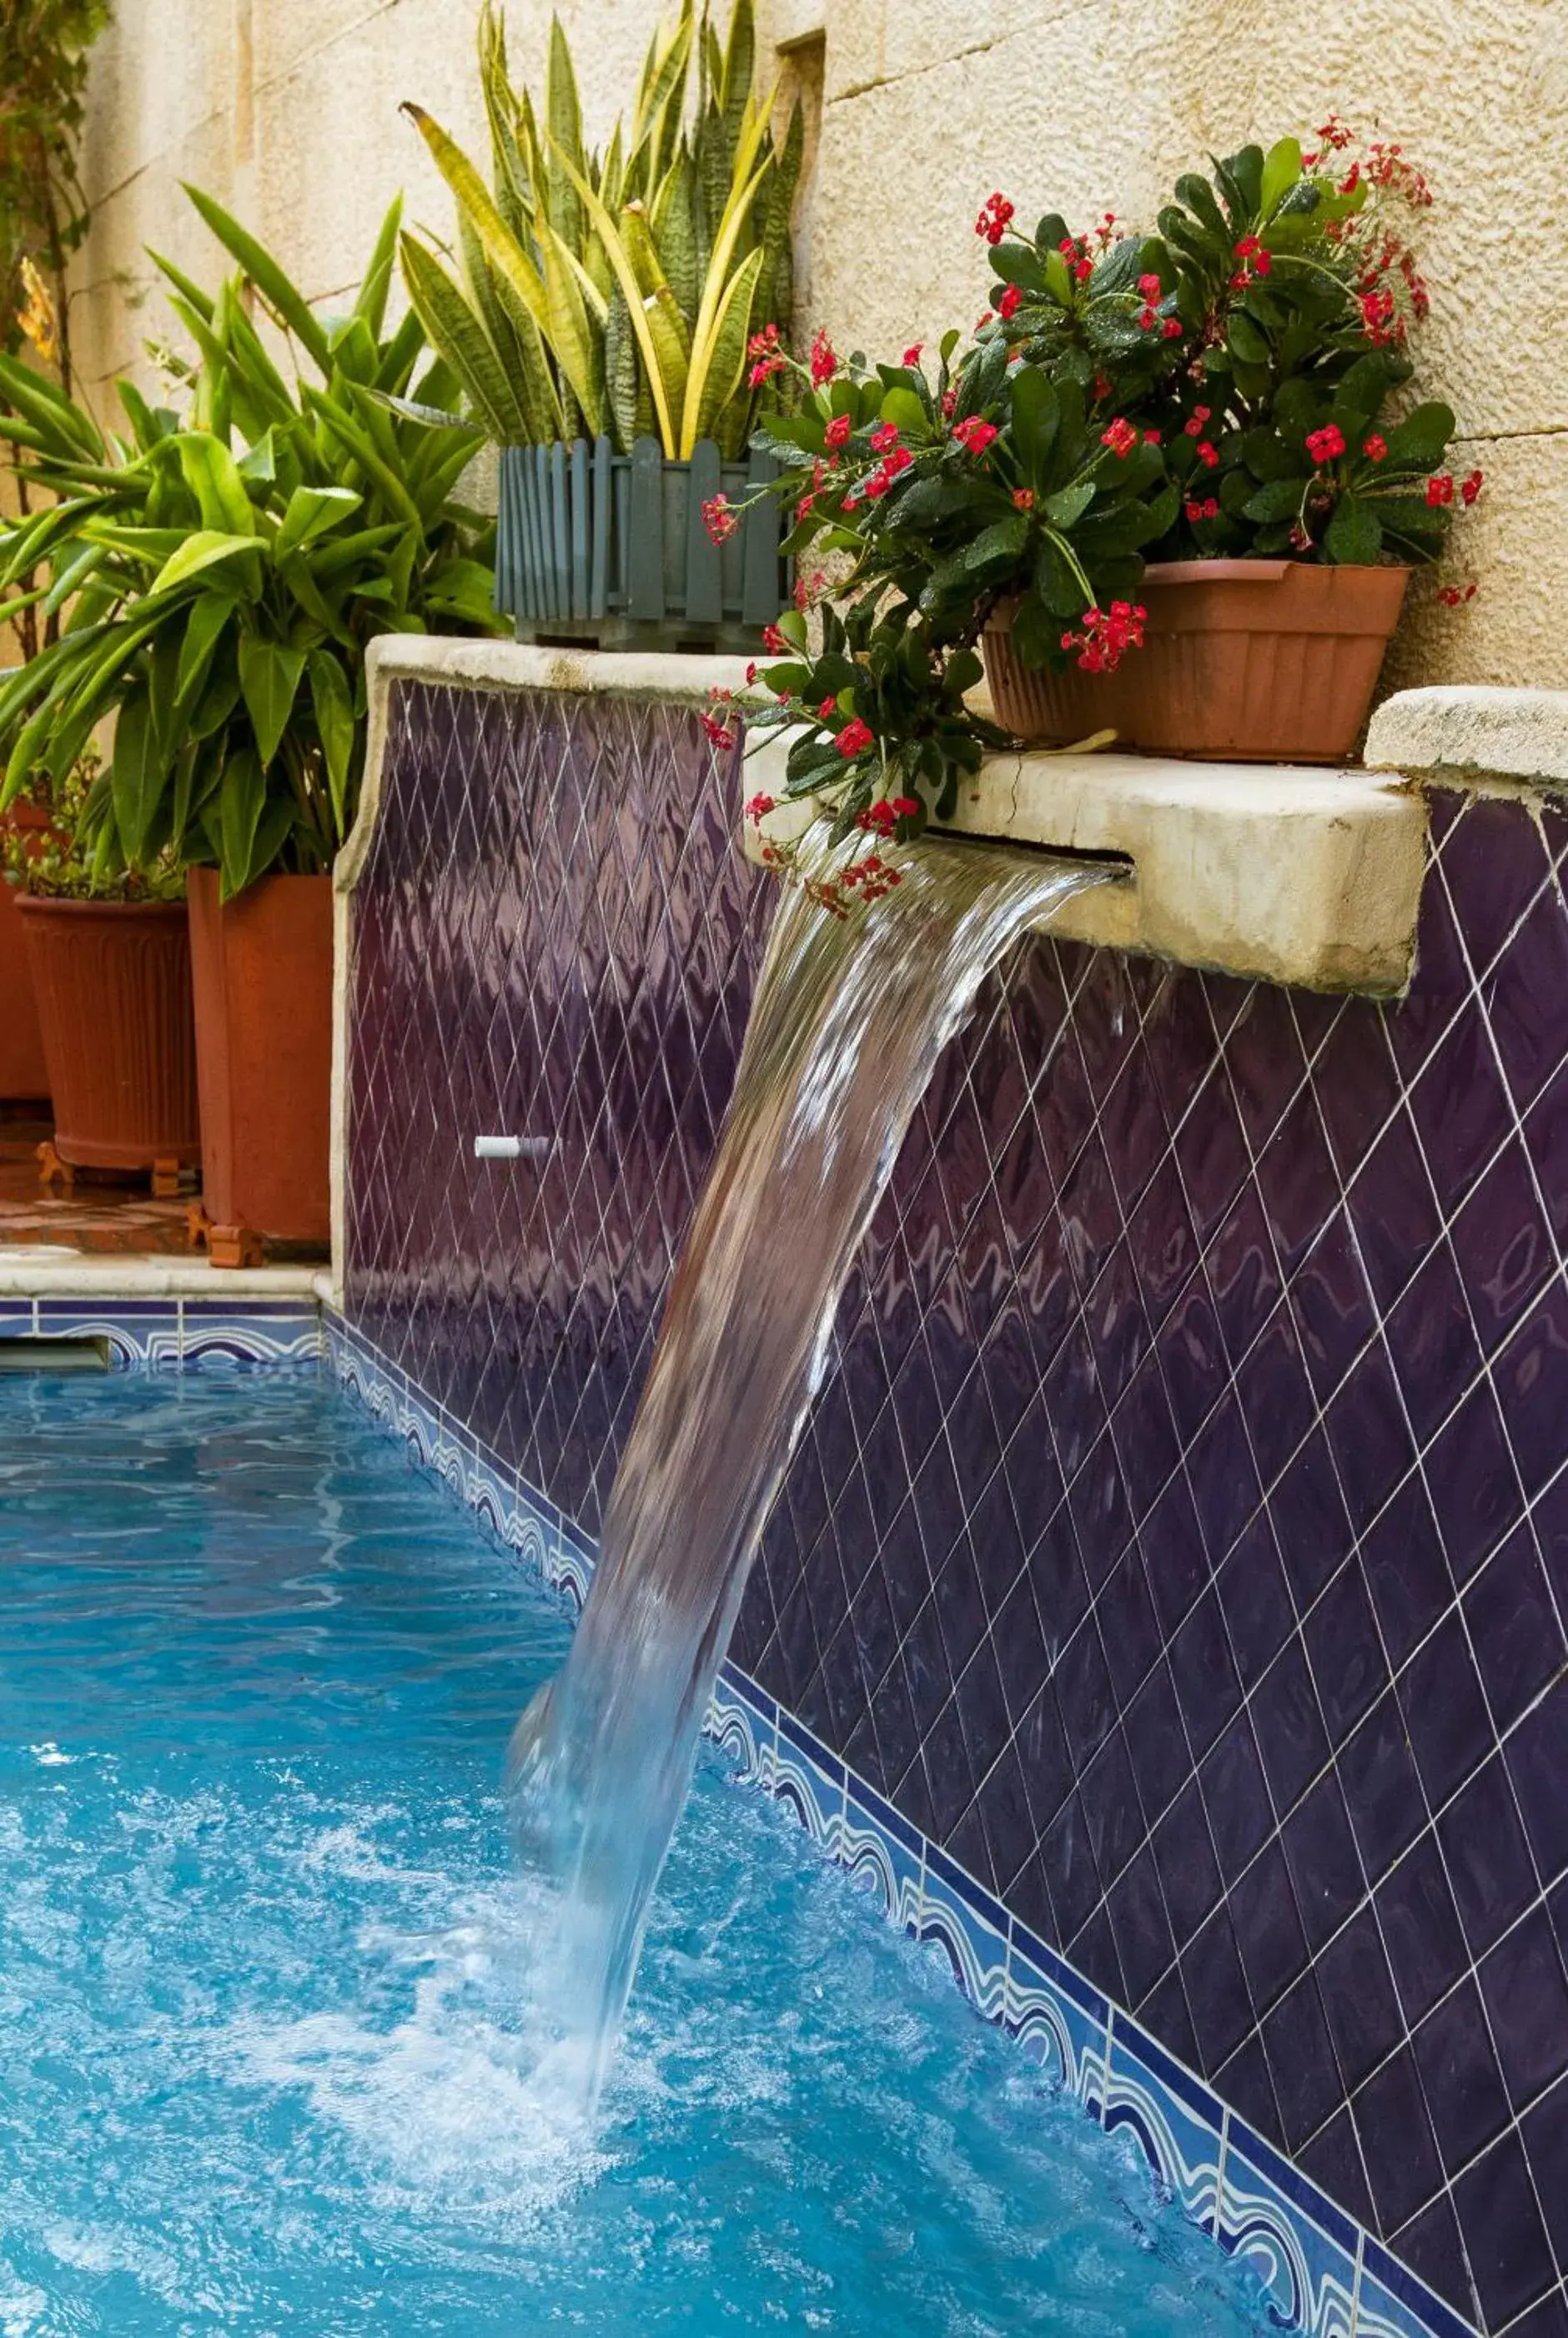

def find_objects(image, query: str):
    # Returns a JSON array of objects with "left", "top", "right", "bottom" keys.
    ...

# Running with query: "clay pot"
[
  {"left": 15, "top": 895, "right": 200, "bottom": 1168},
  {"left": 0, "top": 807, "right": 53, "bottom": 1100},
  {"left": 983, "top": 560, "right": 1411, "bottom": 763},
  {"left": 187, "top": 867, "right": 333, "bottom": 1251}
]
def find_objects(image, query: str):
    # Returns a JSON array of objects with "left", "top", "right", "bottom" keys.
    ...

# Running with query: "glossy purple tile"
[{"left": 346, "top": 701, "right": 1568, "bottom": 2324}]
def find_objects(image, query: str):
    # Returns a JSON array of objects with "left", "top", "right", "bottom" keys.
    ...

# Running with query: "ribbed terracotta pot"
[
  {"left": 0, "top": 807, "right": 53, "bottom": 1101},
  {"left": 188, "top": 867, "right": 333, "bottom": 1249},
  {"left": 983, "top": 560, "right": 1411, "bottom": 762},
  {"left": 15, "top": 896, "right": 200, "bottom": 1169}
]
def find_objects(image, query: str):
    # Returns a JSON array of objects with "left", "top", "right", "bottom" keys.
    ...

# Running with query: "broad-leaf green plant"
[
  {"left": 400, "top": 0, "right": 802, "bottom": 460},
  {"left": 0, "top": 188, "right": 500, "bottom": 900}
]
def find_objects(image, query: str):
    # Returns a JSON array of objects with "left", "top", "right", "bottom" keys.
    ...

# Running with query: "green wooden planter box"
[{"left": 495, "top": 435, "right": 788, "bottom": 653}]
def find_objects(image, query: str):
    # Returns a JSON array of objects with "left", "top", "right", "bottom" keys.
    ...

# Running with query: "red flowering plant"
[
  {"left": 978, "top": 129, "right": 1477, "bottom": 572},
  {"left": 740, "top": 326, "right": 1175, "bottom": 849},
  {"left": 737, "top": 594, "right": 1011, "bottom": 910}
]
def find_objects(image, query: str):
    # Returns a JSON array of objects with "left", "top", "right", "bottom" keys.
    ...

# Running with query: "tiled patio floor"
[{"left": 0, "top": 1111, "right": 193, "bottom": 1257}]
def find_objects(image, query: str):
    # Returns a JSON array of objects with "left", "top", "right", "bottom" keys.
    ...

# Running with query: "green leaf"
[
  {"left": 1241, "top": 476, "right": 1309, "bottom": 522},
  {"left": 183, "top": 183, "right": 333, "bottom": 374},
  {"left": 177, "top": 595, "right": 236, "bottom": 707},
  {"left": 1324, "top": 495, "right": 1383, "bottom": 565},
  {"left": 111, "top": 689, "right": 170, "bottom": 867},
  {"left": 1260, "top": 137, "right": 1304, "bottom": 217},
  {"left": 275, "top": 485, "right": 363, "bottom": 560},
  {"left": 177, "top": 433, "right": 259, "bottom": 535},
  {"left": 219, "top": 746, "right": 268, "bottom": 897},
  {"left": 1044, "top": 481, "right": 1094, "bottom": 529},
  {"left": 1385, "top": 402, "right": 1456, "bottom": 470},
  {"left": 1227, "top": 310, "right": 1270, "bottom": 366},
  {"left": 877, "top": 385, "right": 931, "bottom": 440},
  {"left": 309, "top": 649, "right": 356, "bottom": 835},
  {"left": 355, "top": 196, "right": 404, "bottom": 337},
  {"left": 150, "top": 531, "right": 264, "bottom": 597},
  {"left": 1008, "top": 366, "right": 1058, "bottom": 479},
  {"left": 239, "top": 637, "right": 307, "bottom": 767}
]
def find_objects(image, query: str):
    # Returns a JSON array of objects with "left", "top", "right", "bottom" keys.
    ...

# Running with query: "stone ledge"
[
  {"left": 745, "top": 741, "right": 1426, "bottom": 994},
  {"left": 1365, "top": 686, "right": 1568, "bottom": 788},
  {"left": 0, "top": 1255, "right": 324, "bottom": 1299}
]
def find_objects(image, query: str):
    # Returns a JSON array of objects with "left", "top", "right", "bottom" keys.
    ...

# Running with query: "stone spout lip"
[{"left": 743, "top": 732, "right": 1427, "bottom": 999}]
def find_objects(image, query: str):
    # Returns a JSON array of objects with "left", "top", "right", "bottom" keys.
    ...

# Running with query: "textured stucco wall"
[{"left": 70, "top": 0, "right": 1568, "bottom": 691}]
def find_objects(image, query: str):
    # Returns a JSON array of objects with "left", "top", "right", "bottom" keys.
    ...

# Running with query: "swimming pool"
[{"left": 0, "top": 1374, "right": 1270, "bottom": 2335}]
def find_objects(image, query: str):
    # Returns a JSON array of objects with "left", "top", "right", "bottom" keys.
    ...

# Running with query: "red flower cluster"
[
  {"left": 1060, "top": 599, "right": 1146, "bottom": 674},
  {"left": 1461, "top": 468, "right": 1485, "bottom": 505},
  {"left": 762, "top": 622, "right": 790, "bottom": 652},
  {"left": 902, "top": 342, "right": 924, "bottom": 368},
  {"left": 836, "top": 716, "right": 875, "bottom": 757},
  {"left": 1013, "top": 486, "right": 1036, "bottom": 510},
  {"left": 1306, "top": 424, "right": 1346, "bottom": 465},
  {"left": 998, "top": 283, "right": 1023, "bottom": 320},
  {"left": 825, "top": 413, "right": 852, "bottom": 451},
  {"left": 952, "top": 415, "right": 998, "bottom": 455},
  {"left": 1360, "top": 287, "right": 1397, "bottom": 347},
  {"left": 1362, "top": 434, "right": 1388, "bottom": 461},
  {"left": 1058, "top": 234, "right": 1094, "bottom": 286},
  {"left": 1437, "top": 581, "right": 1479, "bottom": 606},
  {"left": 1230, "top": 234, "right": 1272, "bottom": 290},
  {"left": 701, "top": 687, "right": 738, "bottom": 749},
  {"left": 870, "top": 421, "right": 901, "bottom": 454},
  {"left": 747, "top": 322, "right": 787, "bottom": 385},
  {"left": 1425, "top": 472, "right": 1455, "bottom": 506},
  {"left": 1194, "top": 439, "right": 1219, "bottom": 470},
  {"left": 1366, "top": 141, "right": 1433, "bottom": 209},
  {"left": 1100, "top": 417, "right": 1139, "bottom": 458},
  {"left": 862, "top": 445, "right": 913, "bottom": 500},
  {"left": 810, "top": 329, "right": 839, "bottom": 387},
  {"left": 1183, "top": 405, "right": 1212, "bottom": 439},
  {"left": 975, "top": 191, "right": 1014, "bottom": 244},
  {"left": 745, "top": 792, "right": 776, "bottom": 825},
  {"left": 840, "top": 852, "right": 903, "bottom": 902},
  {"left": 1184, "top": 495, "right": 1220, "bottom": 521},
  {"left": 701, "top": 493, "right": 739, "bottom": 546},
  {"left": 857, "top": 795, "right": 920, "bottom": 837}
]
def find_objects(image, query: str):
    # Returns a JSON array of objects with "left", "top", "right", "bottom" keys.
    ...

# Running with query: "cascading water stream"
[{"left": 506, "top": 832, "right": 1118, "bottom": 2109}]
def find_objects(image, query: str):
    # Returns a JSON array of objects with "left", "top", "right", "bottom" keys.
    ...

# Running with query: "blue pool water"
[{"left": 0, "top": 1375, "right": 1269, "bottom": 2335}]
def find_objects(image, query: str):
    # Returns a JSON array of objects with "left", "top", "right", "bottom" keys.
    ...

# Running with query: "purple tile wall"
[{"left": 345, "top": 681, "right": 1568, "bottom": 2338}]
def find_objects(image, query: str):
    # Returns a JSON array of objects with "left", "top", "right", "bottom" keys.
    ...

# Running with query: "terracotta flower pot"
[
  {"left": 15, "top": 895, "right": 200, "bottom": 1169},
  {"left": 983, "top": 560, "right": 1411, "bottom": 763},
  {"left": 0, "top": 807, "right": 54, "bottom": 1101},
  {"left": 187, "top": 867, "right": 333, "bottom": 1256}
]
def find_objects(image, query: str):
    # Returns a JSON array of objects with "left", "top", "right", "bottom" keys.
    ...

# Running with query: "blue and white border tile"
[
  {"left": 1219, "top": 2119, "right": 1362, "bottom": 2338},
  {"left": 3, "top": 1294, "right": 322, "bottom": 1367},
  {"left": 327, "top": 1305, "right": 1474, "bottom": 2338},
  {"left": 1105, "top": 2014, "right": 1226, "bottom": 2237},
  {"left": 1005, "top": 1918, "right": 1111, "bottom": 2109},
  {"left": 838, "top": 1776, "right": 923, "bottom": 1936},
  {"left": 917, "top": 1841, "right": 1009, "bottom": 2021}
]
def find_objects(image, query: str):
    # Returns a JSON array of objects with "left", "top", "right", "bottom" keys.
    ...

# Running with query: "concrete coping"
[
  {"left": 346, "top": 638, "right": 1425, "bottom": 1013},
  {"left": 1364, "top": 686, "right": 1568, "bottom": 791},
  {"left": 0, "top": 1256, "right": 324, "bottom": 1299},
  {"left": 745, "top": 732, "right": 1426, "bottom": 995}
]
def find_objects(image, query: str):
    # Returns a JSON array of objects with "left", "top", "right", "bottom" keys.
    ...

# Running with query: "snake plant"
[{"left": 400, "top": 0, "right": 802, "bottom": 460}]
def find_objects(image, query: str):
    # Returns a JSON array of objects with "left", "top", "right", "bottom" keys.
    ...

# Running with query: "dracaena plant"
[
  {"left": 400, "top": 0, "right": 802, "bottom": 460},
  {"left": 977, "top": 122, "right": 1480, "bottom": 569},
  {"left": 0, "top": 189, "right": 500, "bottom": 900}
]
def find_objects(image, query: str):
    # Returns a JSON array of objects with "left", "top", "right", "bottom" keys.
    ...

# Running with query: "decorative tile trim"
[
  {"left": 328, "top": 1305, "right": 1474, "bottom": 2338},
  {"left": 0, "top": 1295, "right": 324, "bottom": 1368},
  {"left": 1219, "top": 2117, "right": 1362, "bottom": 2338}
]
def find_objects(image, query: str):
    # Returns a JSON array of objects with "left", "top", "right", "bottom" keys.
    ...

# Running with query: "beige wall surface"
[{"left": 70, "top": 0, "right": 1568, "bottom": 691}]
